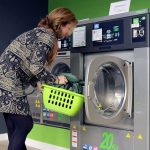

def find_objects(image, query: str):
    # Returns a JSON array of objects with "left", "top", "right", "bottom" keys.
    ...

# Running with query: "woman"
[{"left": 0, "top": 7, "right": 77, "bottom": 150}]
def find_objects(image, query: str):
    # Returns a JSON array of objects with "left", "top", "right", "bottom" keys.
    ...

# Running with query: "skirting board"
[{"left": 0, "top": 133, "right": 69, "bottom": 150}]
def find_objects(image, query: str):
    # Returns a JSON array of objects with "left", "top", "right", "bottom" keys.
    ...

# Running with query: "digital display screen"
[
  {"left": 92, "top": 20, "right": 124, "bottom": 46},
  {"left": 58, "top": 37, "right": 71, "bottom": 50},
  {"left": 73, "top": 26, "right": 86, "bottom": 47},
  {"left": 132, "top": 15, "right": 146, "bottom": 43}
]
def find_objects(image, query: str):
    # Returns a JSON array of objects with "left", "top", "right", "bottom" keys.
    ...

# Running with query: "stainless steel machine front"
[
  {"left": 84, "top": 53, "right": 133, "bottom": 130},
  {"left": 70, "top": 9, "right": 150, "bottom": 150}
]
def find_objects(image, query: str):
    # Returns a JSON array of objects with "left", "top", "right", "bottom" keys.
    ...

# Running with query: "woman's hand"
[
  {"left": 37, "top": 81, "right": 42, "bottom": 93},
  {"left": 56, "top": 75, "right": 68, "bottom": 85}
]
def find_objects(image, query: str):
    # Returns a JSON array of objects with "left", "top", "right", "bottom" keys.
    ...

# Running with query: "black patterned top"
[{"left": 0, "top": 27, "right": 56, "bottom": 116}]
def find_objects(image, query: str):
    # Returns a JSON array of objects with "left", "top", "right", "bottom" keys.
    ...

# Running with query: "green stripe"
[
  {"left": 48, "top": 0, "right": 118, "bottom": 20},
  {"left": 28, "top": 124, "right": 70, "bottom": 148},
  {"left": 130, "top": 0, "right": 150, "bottom": 11},
  {"left": 48, "top": 0, "right": 150, "bottom": 20}
]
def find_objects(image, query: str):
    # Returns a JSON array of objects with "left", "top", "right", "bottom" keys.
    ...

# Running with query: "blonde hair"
[
  {"left": 38, "top": 7, "right": 77, "bottom": 65},
  {"left": 38, "top": 7, "right": 78, "bottom": 38}
]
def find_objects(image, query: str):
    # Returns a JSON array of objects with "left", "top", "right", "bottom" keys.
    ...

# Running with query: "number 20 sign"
[{"left": 99, "top": 131, "right": 119, "bottom": 150}]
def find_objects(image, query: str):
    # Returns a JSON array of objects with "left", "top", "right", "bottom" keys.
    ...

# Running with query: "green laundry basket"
[{"left": 42, "top": 84, "right": 84, "bottom": 117}]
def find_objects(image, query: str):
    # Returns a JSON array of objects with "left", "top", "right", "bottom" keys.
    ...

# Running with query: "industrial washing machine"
[
  {"left": 70, "top": 9, "right": 150, "bottom": 150},
  {"left": 27, "top": 37, "right": 72, "bottom": 128}
]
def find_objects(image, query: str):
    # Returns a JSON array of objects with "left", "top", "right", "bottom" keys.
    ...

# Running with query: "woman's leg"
[
  {"left": 3, "top": 113, "right": 15, "bottom": 141},
  {"left": 6, "top": 114, "right": 33, "bottom": 150}
]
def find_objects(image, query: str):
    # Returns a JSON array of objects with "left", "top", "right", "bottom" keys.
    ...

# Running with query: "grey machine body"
[{"left": 70, "top": 9, "right": 150, "bottom": 150}]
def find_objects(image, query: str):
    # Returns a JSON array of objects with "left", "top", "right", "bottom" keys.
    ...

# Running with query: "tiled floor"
[{"left": 0, "top": 141, "right": 39, "bottom": 150}]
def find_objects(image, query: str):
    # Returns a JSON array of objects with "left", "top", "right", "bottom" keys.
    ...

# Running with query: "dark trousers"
[{"left": 3, "top": 113, "right": 33, "bottom": 150}]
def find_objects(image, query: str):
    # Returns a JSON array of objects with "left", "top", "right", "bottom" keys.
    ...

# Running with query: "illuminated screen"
[
  {"left": 73, "top": 26, "right": 86, "bottom": 47},
  {"left": 92, "top": 20, "right": 124, "bottom": 46},
  {"left": 58, "top": 37, "right": 71, "bottom": 50}
]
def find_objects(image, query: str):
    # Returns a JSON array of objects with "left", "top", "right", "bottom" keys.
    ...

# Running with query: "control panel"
[
  {"left": 71, "top": 13, "right": 149, "bottom": 53},
  {"left": 131, "top": 15, "right": 147, "bottom": 43},
  {"left": 43, "top": 108, "right": 70, "bottom": 128},
  {"left": 92, "top": 20, "right": 124, "bottom": 46},
  {"left": 58, "top": 37, "right": 72, "bottom": 50},
  {"left": 28, "top": 90, "right": 70, "bottom": 128}
]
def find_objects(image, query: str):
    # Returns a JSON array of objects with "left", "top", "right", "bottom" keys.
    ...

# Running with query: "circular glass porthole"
[
  {"left": 51, "top": 62, "right": 70, "bottom": 76},
  {"left": 93, "top": 63, "right": 125, "bottom": 117}
]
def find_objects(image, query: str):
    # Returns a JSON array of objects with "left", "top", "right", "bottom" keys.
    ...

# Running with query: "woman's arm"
[{"left": 28, "top": 30, "right": 67, "bottom": 87}]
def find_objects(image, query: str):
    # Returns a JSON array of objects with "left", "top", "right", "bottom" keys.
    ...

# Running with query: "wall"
[
  {"left": 130, "top": 0, "right": 150, "bottom": 11},
  {"left": 0, "top": 113, "right": 6, "bottom": 133},
  {"left": 48, "top": 0, "right": 150, "bottom": 19},
  {"left": 0, "top": 0, "right": 48, "bottom": 54}
]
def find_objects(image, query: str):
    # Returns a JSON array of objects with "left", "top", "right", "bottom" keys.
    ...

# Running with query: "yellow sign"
[
  {"left": 137, "top": 134, "right": 143, "bottom": 140},
  {"left": 82, "top": 126, "right": 87, "bottom": 131},
  {"left": 35, "top": 99, "right": 40, "bottom": 107},
  {"left": 126, "top": 133, "right": 131, "bottom": 139},
  {"left": 97, "top": 102, "right": 102, "bottom": 109},
  {"left": 72, "top": 125, "right": 77, "bottom": 129},
  {"left": 37, "top": 100, "right": 40, "bottom": 104}
]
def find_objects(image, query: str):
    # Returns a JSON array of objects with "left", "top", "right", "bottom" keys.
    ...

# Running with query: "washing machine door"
[
  {"left": 46, "top": 57, "right": 70, "bottom": 76},
  {"left": 85, "top": 56, "right": 133, "bottom": 125}
]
